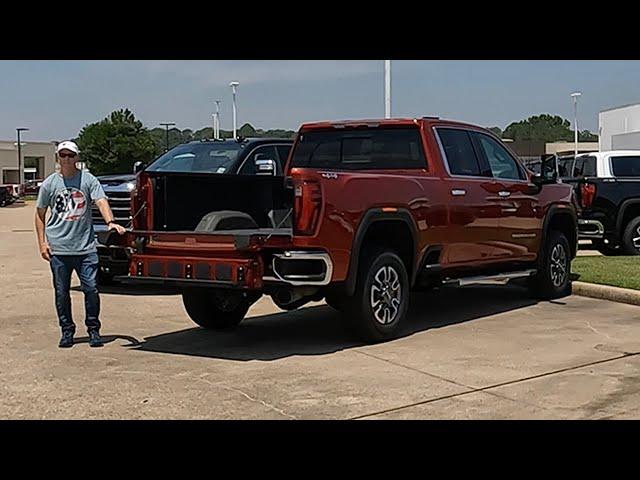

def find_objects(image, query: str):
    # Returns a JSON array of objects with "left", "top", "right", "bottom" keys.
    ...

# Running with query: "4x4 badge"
[{"left": 321, "top": 172, "right": 339, "bottom": 179}]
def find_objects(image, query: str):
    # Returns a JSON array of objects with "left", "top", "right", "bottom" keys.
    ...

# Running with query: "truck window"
[
  {"left": 276, "top": 145, "right": 292, "bottom": 170},
  {"left": 473, "top": 133, "right": 524, "bottom": 180},
  {"left": 436, "top": 128, "right": 483, "bottom": 177},
  {"left": 611, "top": 156, "right": 640, "bottom": 176},
  {"left": 558, "top": 157, "right": 575, "bottom": 178},
  {"left": 146, "top": 143, "right": 245, "bottom": 174},
  {"left": 290, "top": 128, "right": 425, "bottom": 170}
]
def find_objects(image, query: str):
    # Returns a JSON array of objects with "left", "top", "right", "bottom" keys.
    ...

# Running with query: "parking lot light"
[
  {"left": 571, "top": 91, "right": 582, "bottom": 158},
  {"left": 230, "top": 82, "right": 239, "bottom": 139},
  {"left": 159, "top": 122, "right": 176, "bottom": 152}
]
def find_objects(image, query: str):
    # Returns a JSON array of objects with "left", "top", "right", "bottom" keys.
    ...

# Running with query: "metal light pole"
[
  {"left": 230, "top": 82, "right": 239, "bottom": 139},
  {"left": 384, "top": 60, "right": 391, "bottom": 119},
  {"left": 16, "top": 128, "right": 29, "bottom": 186},
  {"left": 215, "top": 100, "right": 221, "bottom": 139},
  {"left": 159, "top": 122, "right": 176, "bottom": 152},
  {"left": 571, "top": 92, "right": 582, "bottom": 158}
]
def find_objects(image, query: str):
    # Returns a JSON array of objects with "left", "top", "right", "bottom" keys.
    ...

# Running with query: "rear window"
[
  {"left": 436, "top": 128, "right": 483, "bottom": 177},
  {"left": 290, "top": 127, "right": 426, "bottom": 170},
  {"left": 611, "top": 156, "right": 640, "bottom": 176}
]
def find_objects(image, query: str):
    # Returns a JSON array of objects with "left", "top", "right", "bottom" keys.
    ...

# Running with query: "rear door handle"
[
  {"left": 451, "top": 189, "right": 466, "bottom": 196},
  {"left": 498, "top": 191, "right": 511, "bottom": 197}
]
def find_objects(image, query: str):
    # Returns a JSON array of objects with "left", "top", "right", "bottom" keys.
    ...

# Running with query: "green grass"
[{"left": 572, "top": 256, "right": 640, "bottom": 290}]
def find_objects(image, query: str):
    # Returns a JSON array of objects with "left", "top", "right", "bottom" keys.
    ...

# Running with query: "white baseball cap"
[{"left": 56, "top": 140, "right": 80, "bottom": 155}]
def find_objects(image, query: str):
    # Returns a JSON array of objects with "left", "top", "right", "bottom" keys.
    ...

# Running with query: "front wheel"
[
  {"left": 344, "top": 248, "right": 410, "bottom": 343},
  {"left": 182, "top": 288, "right": 250, "bottom": 330},
  {"left": 530, "top": 231, "right": 572, "bottom": 299}
]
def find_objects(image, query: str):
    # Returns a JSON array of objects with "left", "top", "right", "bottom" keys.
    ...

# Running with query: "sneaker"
[
  {"left": 88, "top": 330, "right": 104, "bottom": 348},
  {"left": 59, "top": 331, "right": 74, "bottom": 348}
]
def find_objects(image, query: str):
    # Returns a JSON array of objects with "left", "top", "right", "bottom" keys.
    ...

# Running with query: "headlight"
[{"left": 126, "top": 182, "right": 135, "bottom": 191}]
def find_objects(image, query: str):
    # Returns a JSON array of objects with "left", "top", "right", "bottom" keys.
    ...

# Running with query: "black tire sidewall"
[
  {"left": 349, "top": 249, "right": 409, "bottom": 342},
  {"left": 622, "top": 217, "right": 640, "bottom": 256},
  {"left": 182, "top": 288, "right": 248, "bottom": 330}
]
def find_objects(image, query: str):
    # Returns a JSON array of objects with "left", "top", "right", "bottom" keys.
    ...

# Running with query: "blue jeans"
[{"left": 49, "top": 253, "right": 101, "bottom": 334}]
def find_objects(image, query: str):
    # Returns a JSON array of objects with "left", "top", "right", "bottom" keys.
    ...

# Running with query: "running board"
[{"left": 442, "top": 269, "right": 537, "bottom": 287}]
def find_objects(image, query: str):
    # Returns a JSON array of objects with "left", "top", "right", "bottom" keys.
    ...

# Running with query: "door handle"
[
  {"left": 498, "top": 191, "right": 511, "bottom": 197},
  {"left": 451, "top": 189, "right": 466, "bottom": 196}
]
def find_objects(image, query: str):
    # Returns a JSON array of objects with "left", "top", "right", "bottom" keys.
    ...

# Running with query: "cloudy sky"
[{"left": 1, "top": 60, "right": 639, "bottom": 142}]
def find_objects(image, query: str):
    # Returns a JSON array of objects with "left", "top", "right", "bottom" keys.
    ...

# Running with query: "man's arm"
[
  {"left": 35, "top": 207, "right": 51, "bottom": 261},
  {"left": 95, "top": 198, "right": 126, "bottom": 234}
]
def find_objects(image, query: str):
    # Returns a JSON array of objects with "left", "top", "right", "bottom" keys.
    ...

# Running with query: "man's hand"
[
  {"left": 40, "top": 242, "right": 52, "bottom": 261},
  {"left": 108, "top": 222, "right": 126, "bottom": 235}
]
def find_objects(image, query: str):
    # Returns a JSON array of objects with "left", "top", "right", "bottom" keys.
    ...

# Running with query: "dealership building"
[
  {"left": 599, "top": 102, "right": 640, "bottom": 151},
  {"left": 0, "top": 140, "right": 57, "bottom": 184}
]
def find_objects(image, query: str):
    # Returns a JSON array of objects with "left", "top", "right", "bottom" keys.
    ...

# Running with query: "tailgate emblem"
[{"left": 185, "top": 237, "right": 196, "bottom": 244}]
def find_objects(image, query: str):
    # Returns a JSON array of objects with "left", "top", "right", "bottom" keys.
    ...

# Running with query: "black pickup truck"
[{"left": 574, "top": 153, "right": 640, "bottom": 255}]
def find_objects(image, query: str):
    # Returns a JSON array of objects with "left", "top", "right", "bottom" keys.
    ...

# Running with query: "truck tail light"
[
  {"left": 580, "top": 183, "right": 596, "bottom": 209},
  {"left": 132, "top": 172, "right": 151, "bottom": 230},
  {"left": 293, "top": 178, "right": 322, "bottom": 235},
  {"left": 580, "top": 182, "right": 597, "bottom": 209}
]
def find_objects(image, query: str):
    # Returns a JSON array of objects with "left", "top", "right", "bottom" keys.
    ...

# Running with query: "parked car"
[
  {"left": 101, "top": 117, "right": 577, "bottom": 343},
  {"left": 22, "top": 179, "right": 44, "bottom": 195},
  {"left": 572, "top": 151, "right": 640, "bottom": 255},
  {"left": 0, "top": 185, "right": 15, "bottom": 207},
  {"left": 93, "top": 137, "right": 293, "bottom": 283}
]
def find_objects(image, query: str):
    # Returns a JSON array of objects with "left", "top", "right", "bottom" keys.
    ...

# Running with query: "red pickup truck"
[{"left": 107, "top": 119, "right": 578, "bottom": 342}]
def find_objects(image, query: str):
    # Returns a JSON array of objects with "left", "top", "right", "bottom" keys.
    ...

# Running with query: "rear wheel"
[
  {"left": 530, "top": 230, "right": 572, "bottom": 299},
  {"left": 621, "top": 216, "right": 640, "bottom": 256},
  {"left": 344, "top": 248, "right": 409, "bottom": 343},
  {"left": 182, "top": 288, "right": 250, "bottom": 330}
]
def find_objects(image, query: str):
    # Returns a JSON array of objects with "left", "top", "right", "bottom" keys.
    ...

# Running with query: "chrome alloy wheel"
[
  {"left": 550, "top": 243, "right": 568, "bottom": 287},
  {"left": 370, "top": 265, "right": 402, "bottom": 325}
]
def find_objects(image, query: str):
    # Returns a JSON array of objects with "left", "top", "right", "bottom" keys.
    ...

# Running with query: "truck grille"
[{"left": 92, "top": 191, "right": 132, "bottom": 227}]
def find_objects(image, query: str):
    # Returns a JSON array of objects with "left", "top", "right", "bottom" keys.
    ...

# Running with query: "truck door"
[
  {"left": 470, "top": 131, "right": 539, "bottom": 261},
  {"left": 434, "top": 127, "right": 503, "bottom": 265}
]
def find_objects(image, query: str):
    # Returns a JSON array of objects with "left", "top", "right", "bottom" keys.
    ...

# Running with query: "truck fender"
[{"left": 344, "top": 208, "right": 418, "bottom": 296}]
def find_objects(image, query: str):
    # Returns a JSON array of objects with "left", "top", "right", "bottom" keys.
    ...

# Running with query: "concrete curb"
[{"left": 573, "top": 281, "right": 640, "bottom": 307}]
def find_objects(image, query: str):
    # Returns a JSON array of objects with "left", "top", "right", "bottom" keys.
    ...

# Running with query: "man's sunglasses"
[{"left": 58, "top": 153, "right": 77, "bottom": 159}]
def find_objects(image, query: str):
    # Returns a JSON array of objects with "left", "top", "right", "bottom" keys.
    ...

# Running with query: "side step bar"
[{"left": 442, "top": 269, "right": 537, "bottom": 287}]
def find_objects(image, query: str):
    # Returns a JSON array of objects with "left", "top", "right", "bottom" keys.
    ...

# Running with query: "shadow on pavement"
[
  {"left": 74, "top": 333, "right": 143, "bottom": 346},
  {"left": 129, "top": 284, "right": 539, "bottom": 361}
]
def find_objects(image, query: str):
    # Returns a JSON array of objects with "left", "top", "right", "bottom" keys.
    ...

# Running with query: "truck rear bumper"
[{"left": 578, "top": 219, "right": 605, "bottom": 239}]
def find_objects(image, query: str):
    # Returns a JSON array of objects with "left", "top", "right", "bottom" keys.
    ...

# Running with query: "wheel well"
[
  {"left": 621, "top": 204, "right": 640, "bottom": 234},
  {"left": 359, "top": 220, "right": 415, "bottom": 279},
  {"left": 547, "top": 213, "right": 577, "bottom": 257}
]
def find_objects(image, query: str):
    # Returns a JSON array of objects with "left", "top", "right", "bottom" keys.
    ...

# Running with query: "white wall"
[{"left": 599, "top": 104, "right": 640, "bottom": 151}]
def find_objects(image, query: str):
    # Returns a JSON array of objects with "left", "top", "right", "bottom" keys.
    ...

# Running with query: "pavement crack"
[
  {"left": 585, "top": 321, "right": 613, "bottom": 340},
  {"left": 197, "top": 376, "right": 297, "bottom": 420},
  {"left": 350, "top": 351, "right": 640, "bottom": 420}
]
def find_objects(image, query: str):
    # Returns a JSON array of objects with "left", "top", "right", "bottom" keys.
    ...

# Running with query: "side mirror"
[
  {"left": 254, "top": 154, "right": 276, "bottom": 176},
  {"left": 133, "top": 161, "right": 145, "bottom": 174},
  {"left": 539, "top": 154, "right": 559, "bottom": 183}
]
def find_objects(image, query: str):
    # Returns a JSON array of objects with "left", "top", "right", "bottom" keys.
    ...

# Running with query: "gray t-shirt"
[{"left": 36, "top": 170, "right": 107, "bottom": 256}]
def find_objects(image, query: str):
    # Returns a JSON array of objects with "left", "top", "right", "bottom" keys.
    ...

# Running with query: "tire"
[
  {"left": 530, "top": 230, "right": 572, "bottom": 299},
  {"left": 621, "top": 216, "right": 640, "bottom": 256},
  {"left": 325, "top": 292, "right": 349, "bottom": 311},
  {"left": 592, "top": 239, "right": 622, "bottom": 256},
  {"left": 344, "top": 248, "right": 410, "bottom": 343},
  {"left": 182, "top": 288, "right": 250, "bottom": 330}
]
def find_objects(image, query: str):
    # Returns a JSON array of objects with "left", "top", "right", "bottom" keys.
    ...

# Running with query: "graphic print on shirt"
[{"left": 54, "top": 188, "right": 87, "bottom": 221}]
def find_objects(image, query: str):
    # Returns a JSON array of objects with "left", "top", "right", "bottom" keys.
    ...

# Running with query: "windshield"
[
  {"left": 146, "top": 143, "right": 245, "bottom": 173},
  {"left": 611, "top": 155, "right": 640, "bottom": 176}
]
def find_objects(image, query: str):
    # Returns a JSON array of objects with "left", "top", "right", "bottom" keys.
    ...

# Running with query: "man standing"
[{"left": 35, "top": 141, "right": 126, "bottom": 348}]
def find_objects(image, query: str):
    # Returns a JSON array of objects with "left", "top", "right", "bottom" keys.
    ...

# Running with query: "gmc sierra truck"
[
  {"left": 572, "top": 151, "right": 640, "bottom": 255},
  {"left": 103, "top": 117, "right": 578, "bottom": 343}
]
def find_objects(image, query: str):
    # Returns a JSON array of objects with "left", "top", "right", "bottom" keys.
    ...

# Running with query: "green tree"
[
  {"left": 503, "top": 114, "right": 574, "bottom": 142},
  {"left": 77, "top": 109, "right": 157, "bottom": 175},
  {"left": 488, "top": 126, "right": 502, "bottom": 137},
  {"left": 579, "top": 130, "right": 598, "bottom": 142}
]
